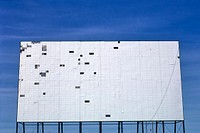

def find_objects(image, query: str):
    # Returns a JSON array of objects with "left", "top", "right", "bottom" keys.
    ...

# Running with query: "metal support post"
[
  {"left": 58, "top": 122, "right": 60, "bottom": 133},
  {"left": 183, "top": 121, "right": 185, "bottom": 133},
  {"left": 61, "top": 122, "right": 63, "bottom": 133},
  {"left": 118, "top": 121, "right": 120, "bottom": 133},
  {"left": 162, "top": 121, "right": 165, "bottom": 133},
  {"left": 137, "top": 122, "right": 139, "bottom": 133},
  {"left": 79, "top": 122, "right": 82, "bottom": 133},
  {"left": 174, "top": 121, "right": 176, "bottom": 133},
  {"left": 156, "top": 121, "right": 158, "bottom": 133},
  {"left": 23, "top": 122, "right": 25, "bottom": 133},
  {"left": 121, "top": 122, "right": 123, "bottom": 133},
  {"left": 42, "top": 122, "right": 44, "bottom": 133},
  {"left": 37, "top": 122, "right": 39, "bottom": 133},
  {"left": 142, "top": 122, "right": 144, "bottom": 133},
  {"left": 16, "top": 122, "right": 18, "bottom": 133},
  {"left": 99, "top": 122, "right": 102, "bottom": 133}
]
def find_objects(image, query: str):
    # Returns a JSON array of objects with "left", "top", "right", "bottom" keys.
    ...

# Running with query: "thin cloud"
[
  {"left": 0, "top": 88, "right": 16, "bottom": 95},
  {"left": 0, "top": 52, "right": 19, "bottom": 64},
  {"left": 0, "top": 73, "right": 17, "bottom": 81}
]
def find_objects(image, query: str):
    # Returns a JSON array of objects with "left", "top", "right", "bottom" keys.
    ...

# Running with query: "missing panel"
[
  {"left": 27, "top": 45, "right": 32, "bottom": 48},
  {"left": 105, "top": 114, "right": 111, "bottom": 117},
  {"left": 20, "top": 94, "right": 25, "bottom": 97},
  {"left": 35, "top": 64, "right": 40, "bottom": 69},
  {"left": 60, "top": 64, "right": 65, "bottom": 67},
  {"left": 42, "top": 45, "right": 47, "bottom": 51},
  {"left": 26, "top": 55, "right": 31, "bottom": 57},
  {"left": 34, "top": 82, "right": 39, "bottom": 85},
  {"left": 75, "top": 86, "right": 80, "bottom": 89},
  {"left": 40, "top": 72, "right": 46, "bottom": 77},
  {"left": 32, "top": 41, "right": 40, "bottom": 44},
  {"left": 80, "top": 72, "right": 84, "bottom": 75},
  {"left": 85, "top": 100, "right": 90, "bottom": 103}
]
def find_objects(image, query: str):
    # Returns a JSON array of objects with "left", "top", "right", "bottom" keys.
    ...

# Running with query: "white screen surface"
[{"left": 17, "top": 41, "right": 184, "bottom": 122}]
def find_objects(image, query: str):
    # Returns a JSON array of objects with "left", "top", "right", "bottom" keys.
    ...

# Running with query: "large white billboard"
[{"left": 17, "top": 41, "right": 184, "bottom": 122}]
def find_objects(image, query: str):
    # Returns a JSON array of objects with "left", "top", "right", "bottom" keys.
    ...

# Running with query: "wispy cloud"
[
  {"left": 0, "top": 88, "right": 17, "bottom": 132},
  {"left": 0, "top": 73, "right": 17, "bottom": 81},
  {"left": 0, "top": 52, "right": 19, "bottom": 64},
  {"left": 1, "top": 8, "right": 190, "bottom": 41},
  {"left": 0, "top": 87, "right": 16, "bottom": 94},
  {"left": 2, "top": 19, "right": 175, "bottom": 41}
]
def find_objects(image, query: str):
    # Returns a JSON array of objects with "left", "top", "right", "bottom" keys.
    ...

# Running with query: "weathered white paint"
[{"left": 17, "top": 41, "right": 184, "bottom": 122}]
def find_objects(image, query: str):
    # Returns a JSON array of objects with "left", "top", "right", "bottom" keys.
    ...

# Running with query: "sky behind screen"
[{"left": 0, "top": 0, "right": 200, "bottom": 132}]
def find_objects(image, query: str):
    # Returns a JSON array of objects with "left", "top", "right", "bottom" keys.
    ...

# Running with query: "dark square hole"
[
  {"left": 40, "top": 72, "right": 46, "bottom": 77},
  {"left": 80, "top": 72, "right": 84, "bottom": 74},
  {"left": 26, "top": 55, "right": 31, "bottom": 57},
  {"left": 20, "top": 49, "right": 25, "bottom": 53},
  {"left": 35, "top": 64, "right": 40, "bottom": 69},
  {"left": 85, "top": 100, "right": 90, "bottom": 103},
  {"left": 80, "top": 55, "right": 83, "bottom": 57},
  {"left": 20, "top": 94, "right": 25, "bottom": 97},
  {"left": 69, "top": 51, "right": 74, "bottom": 53},
  {"left": 34, "top": 82, "right": 39, "bottom": 85},
  {"left": 75, "top": 86, "right": 80, "bottom": 89},
  {"left": 94, "top": 72, "right": 97, "bottom": 74},
  {"left": 105, "top": 114, "right": 111, "bottom": 117},
  {"left": 43, "top": 92, "right": 46, "bottom": 95},
  {"left": 89, "top": 52, "right": 94, "bottom": 55},
  {"left": 60, "top": 64, "right": 65, "bottom": 67},
  {"left": 42, "top": 45, "right": 47, "bottom": 51},
  {"left": 32, "top": 41, "right": 40, "bottom": 44},
  {"left": 113, "top": 47, "right": 118, "bottom": 49},
  {"left": 42, "top": 53, "right": 47, "bottom": 55}
]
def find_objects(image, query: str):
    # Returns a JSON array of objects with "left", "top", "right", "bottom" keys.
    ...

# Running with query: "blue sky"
[{"left": 0, "top": 0, "right": 200, "bottom": 132}]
